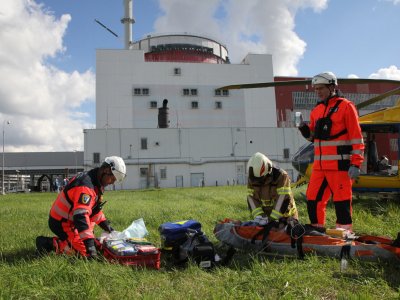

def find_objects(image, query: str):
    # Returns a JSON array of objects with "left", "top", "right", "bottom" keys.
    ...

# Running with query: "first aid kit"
[{"left": 96, "top": 237, "right": 161, "bottom": 269}]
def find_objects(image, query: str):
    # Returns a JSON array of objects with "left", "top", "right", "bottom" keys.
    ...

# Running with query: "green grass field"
[{"left": 0, "top": 186, "right": 399, "bottom": 299}]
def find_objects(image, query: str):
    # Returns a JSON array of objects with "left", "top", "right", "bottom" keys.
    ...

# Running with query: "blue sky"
[{"left": 0, "top": 0, "right": 399, "bottom": 151}]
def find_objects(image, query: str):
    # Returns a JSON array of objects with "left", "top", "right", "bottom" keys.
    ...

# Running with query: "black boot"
[
  {"left": 392, "top": 232, "right": 400, "bottom": 248},
  {"left": 36, "top": 236, "right": 55, "bottom": 253}
]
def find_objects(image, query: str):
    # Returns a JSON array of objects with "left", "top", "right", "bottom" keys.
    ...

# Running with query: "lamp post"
[
  {"left": 2, "top": 120, "right": 11, "bottom": 195},
  {"left": 231, "top": 142, "right": 238, "bottom": 186}
]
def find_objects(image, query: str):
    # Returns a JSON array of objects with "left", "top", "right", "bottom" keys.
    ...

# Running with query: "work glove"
[
  {"left": 298, "top": 123, "right": 311, "bottom": 139},
  {"left": 348, "top": 165, "right": 361, "bottom": 179},
  {"left": 99, "top": 219, "right": 114, "bottom": 233},
  {"left": 84, "top": 238, "right": 98, "bottom": 260}
]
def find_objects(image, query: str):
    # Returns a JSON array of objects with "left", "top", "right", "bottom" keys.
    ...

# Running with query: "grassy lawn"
[{"left": 0, "top": 186, "right": 399, "bottom": 299}]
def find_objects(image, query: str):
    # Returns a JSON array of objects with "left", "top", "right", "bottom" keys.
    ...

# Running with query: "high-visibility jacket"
[
  {"left": 309, "top": 96, "right": 364, "bottom": 171},
  {"left": 247, "top": 167, "right": 298, "bottom": 220},
  {"left": 49, "top": 168, "right": 107, "bottom": 242}
]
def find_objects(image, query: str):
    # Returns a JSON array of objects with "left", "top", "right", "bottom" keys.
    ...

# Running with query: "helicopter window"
[{"left": 363, "top": 128, "right": 399, "bottom": 176}]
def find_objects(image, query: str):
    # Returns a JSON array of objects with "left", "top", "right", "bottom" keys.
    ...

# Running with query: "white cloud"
[
  {"left": 154, "top": 0, "right": 328, "bottom": 76},
  {"left": 384, "top": 0, "right": 400, "bottom": 5},
  {"left": 0, "top": 0, "right": 95, "bottom": 152},
  {"left": 347, "top": 74, "right": 359, "bottom": 78},
  {"left": 369, "top": 65, "right": 400, "bottom": 80}
]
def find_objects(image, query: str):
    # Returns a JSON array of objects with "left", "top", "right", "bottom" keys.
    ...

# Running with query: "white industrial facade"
[
  {"left": 84, "top": 34, "right": 305, "bottom": 190},
  {"left": 84, "top": 127, "right": 304, "bottom": 190},
  {"left": 95, "top": 49, "right": 277, "bottom": 129}
]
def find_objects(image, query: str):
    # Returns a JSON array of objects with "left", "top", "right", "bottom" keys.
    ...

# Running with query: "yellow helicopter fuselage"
[{"left": 292, "top": 102, "right": 400, "bottom": 195}]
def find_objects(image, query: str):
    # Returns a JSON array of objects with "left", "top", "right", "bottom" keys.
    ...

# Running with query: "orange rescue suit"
[
  {"left": 49, "top": 168, "right": 109, "bottom": 256},
  {"left": 305, "top": 96, "right": 364, "bottom": 229}
]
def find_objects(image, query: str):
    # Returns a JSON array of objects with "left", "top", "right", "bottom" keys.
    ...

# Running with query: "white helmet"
[
  {"left": 312, "top": 72, "right": 337, "bottom": 87},
  {"left": 247, "top": 152, "right": 272, "bottom": 177},
  {"left": 104, "top": 156, "right": 126, "bottom": 183}
]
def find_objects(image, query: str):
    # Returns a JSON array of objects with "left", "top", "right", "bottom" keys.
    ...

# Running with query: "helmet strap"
[
  {"left": 98, "top": 166, "right": 113, "bottom": 187},
  {"left": 327, "top": 84, "right": 336, "bottom": 96}
]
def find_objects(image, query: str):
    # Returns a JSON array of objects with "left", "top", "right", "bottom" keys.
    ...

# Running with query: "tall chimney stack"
[{"left": 121, "top": 0, "right": 135, "bottom": 49}]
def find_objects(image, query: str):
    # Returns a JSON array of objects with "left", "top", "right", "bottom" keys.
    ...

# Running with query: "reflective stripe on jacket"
[
  {"left": 49, "top": 169, "right": 107, "bottom": 241},
  {"left": 248, "top": 167, "right": 298, "bottom": 220},
  {"left": 309, "top": 96, "right": 364, "bottom": 171}
]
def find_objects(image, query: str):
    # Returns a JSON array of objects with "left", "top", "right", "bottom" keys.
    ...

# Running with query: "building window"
[
  {"left": 140, "top": 168, "right": 148, "bottom": 177},
  {"left": 133, "top": 88, "right": 150, "bottom": 96},
  {"left": 174, "top": 67, "right": 181, "bottom": 75},
  {"left": 215, "top": 101, "right": 222, "bottom": 109},
  {"left": 183, "top": 88, "right": 198, "bottom": 96},
  {"left": 93, "top": 152, "right": 100, "bottom": 164},
  {"left": 149, "top": 101, "right": 157, "bottom": 109},
  {"left": 141, "top": 138, "right": 148, "bottom": 150},
  {"left": 160, "top": 168, "right": 167, "bottom": 179},
  {"left": 191, "top": 101, "right": 199, "bottom": 109},
  {"left": 215, "top": 89, "right": 229, "bottom": 97},
  {"left": 283, "top": 148, "right": 290, "bottom": 159}
]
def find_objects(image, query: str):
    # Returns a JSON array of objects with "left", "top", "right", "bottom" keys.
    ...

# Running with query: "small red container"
[{"left": 97, "top": 240, "right": 161, "bottom": 269}]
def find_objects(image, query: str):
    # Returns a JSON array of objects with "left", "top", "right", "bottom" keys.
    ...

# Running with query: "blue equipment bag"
[{"left": 158, "top": 220, "right": 202, "bottom": 250}]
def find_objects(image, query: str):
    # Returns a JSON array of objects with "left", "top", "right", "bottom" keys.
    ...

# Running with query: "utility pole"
[{"left": 2, "top": 120, "right": 11, "bottom": 195}]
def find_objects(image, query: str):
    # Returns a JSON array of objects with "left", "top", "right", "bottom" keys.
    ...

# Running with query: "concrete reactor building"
[
  {"left": 85, "top": 1, "right": 398, "bottom": 190},
  {"left": 83, "top": 0, "right": 304, "bottom": 190}
]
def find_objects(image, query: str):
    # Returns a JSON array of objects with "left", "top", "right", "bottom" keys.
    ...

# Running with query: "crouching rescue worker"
[
  {"left": 36, "top": 156, "right": 126, "bottom": 259},
  {"left": 247, "top": 152, "right": 298, "bottom": 227},
  {"left": 298, "top": 72, "right": 364, "bottom": 231}
]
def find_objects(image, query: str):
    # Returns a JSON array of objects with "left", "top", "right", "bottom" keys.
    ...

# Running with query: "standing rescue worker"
[
  {"left": 247, "top": 152, "right": 298, "bottom": 226},
  {"left": 36, "top": 156, "right": 126, "bottom": 259},
  {"left": 298, "top": 72, "right": 364, "bottom": 231}
]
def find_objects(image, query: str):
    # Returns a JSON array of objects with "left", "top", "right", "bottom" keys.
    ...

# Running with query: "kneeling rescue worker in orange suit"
[
  {"left": 298, "top": 72, "right": 364, "bottom": 231},
  {"left": 247, "top": 152, "right": 298, "bottom": 227},
  {"left": 36, "top": 156, "right": 126, "bottom": 259}
]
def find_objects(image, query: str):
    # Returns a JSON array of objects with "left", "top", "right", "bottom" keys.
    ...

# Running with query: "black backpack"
[
  {"left": 178, "top": 229, "right": 216, "bottom": 269},
  {"left": 314, "top": 100, "right": 347, "bottom": 140}
]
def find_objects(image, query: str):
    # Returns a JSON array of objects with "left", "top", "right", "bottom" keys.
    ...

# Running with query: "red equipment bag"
[{"left": 95, "top": 238, "right": 161, "bottom": 269}]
